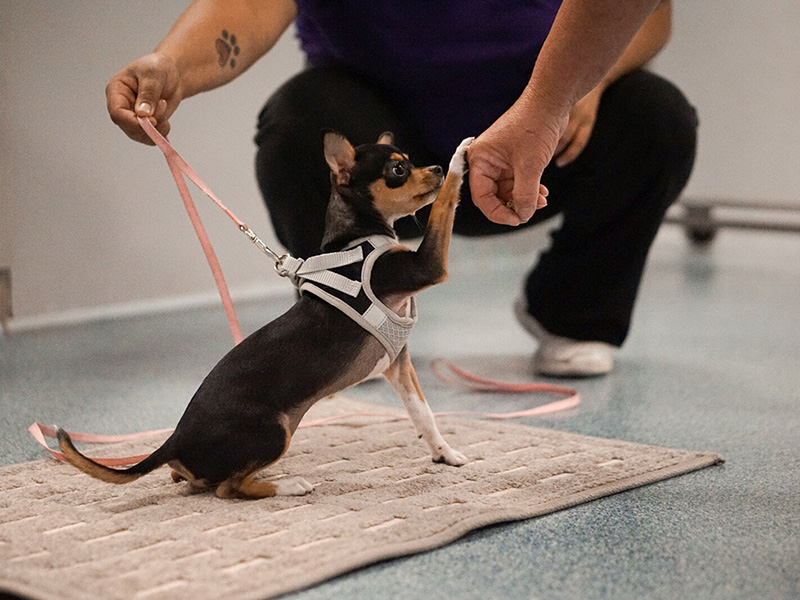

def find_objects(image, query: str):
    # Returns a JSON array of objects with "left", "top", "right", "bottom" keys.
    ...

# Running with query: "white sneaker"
[{"left": 513, "top": 298, "right": 615, "bottom": 377}]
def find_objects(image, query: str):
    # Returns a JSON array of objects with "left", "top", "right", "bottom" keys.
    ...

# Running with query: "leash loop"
[{"left": 31, "top": 359, "right": 579, "bottom": 465}]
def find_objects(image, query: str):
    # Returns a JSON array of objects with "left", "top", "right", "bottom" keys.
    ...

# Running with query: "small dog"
[{"left": 57, "top": 132, "right": 472, "bottom": 499}]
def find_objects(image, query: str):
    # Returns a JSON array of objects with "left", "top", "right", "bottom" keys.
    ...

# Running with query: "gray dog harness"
[{"left": 279, "top": 235, "right": 417, "bottom": 361}]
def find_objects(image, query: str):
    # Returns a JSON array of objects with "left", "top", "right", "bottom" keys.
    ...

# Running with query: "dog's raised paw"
[
  {"left": 448, "top": 137, "right": 474, "bottom": 176},
  {"left": 433, "top": 446, "right": 469, "bottom": 467},
  {"left": 275, "top": 476, "right": 314, "bottom": 496}
]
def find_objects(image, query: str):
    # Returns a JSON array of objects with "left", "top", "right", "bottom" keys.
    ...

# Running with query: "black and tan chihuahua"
[{"left": 57, "top": 132, "right": 472, "bottom": 499}]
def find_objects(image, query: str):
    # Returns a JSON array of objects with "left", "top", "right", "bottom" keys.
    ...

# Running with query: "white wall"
[
  {"left": 1, "top": 1, "right": 304, "bottom": 327},
  {"left": 651, "top": 1, "right": 800, "bottom": 205},
  {"left": 0, "top": 149, "right": 13, "bottom": 270},
  {"left": 2, "top": 1, "right": 797, "bottom": 328}
]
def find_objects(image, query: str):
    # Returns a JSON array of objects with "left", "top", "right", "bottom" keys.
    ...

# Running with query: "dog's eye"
[{"left": 391, "top": 163, "right": 407, "bottom": 177}]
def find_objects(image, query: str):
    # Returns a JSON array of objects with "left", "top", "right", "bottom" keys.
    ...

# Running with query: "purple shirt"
[{"left": 294, "top": 0, "right": 562, "bottom": 158}]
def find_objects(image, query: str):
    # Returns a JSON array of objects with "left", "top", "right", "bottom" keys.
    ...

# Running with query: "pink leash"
[
  {"left": 29, "top": 119, "right": 579, "bottom": 465},
  {"left": 298, "top": 359, "right": 580, "bottom": 428},
  {"left": 137, "top": 116, "right": 246, "bottom": 345},
  {"left": 28, "top": 423, "right": 174, "bottom": 467}
]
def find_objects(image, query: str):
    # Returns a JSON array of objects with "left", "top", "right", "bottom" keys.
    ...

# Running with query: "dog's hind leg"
[
  {"left": 216, "top": 473, "right": 314, "bottom": 499},
  {"left": 213, "top": 428, "right": 314, "bottom": 500},
  {"left": 384, "top": 347, "right": 467, "bottom": 466},
  {"left": 168, "top": 461, "right": 210, "bottom": 490}
]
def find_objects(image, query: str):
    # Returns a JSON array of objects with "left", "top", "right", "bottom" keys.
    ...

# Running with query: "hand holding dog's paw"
[
  {"left": 448, "top": 137, "right": 475, "bottom": 176},
  {"left": 433, "top": 445, "right": 469, "bottom": 467},
  {"left": 275, "top": 476, "right": 314, "bottom": 496}
]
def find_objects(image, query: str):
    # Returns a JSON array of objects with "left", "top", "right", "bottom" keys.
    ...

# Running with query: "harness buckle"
[{"left": 273, "top": 257, "right": 293, "bottom": 278}]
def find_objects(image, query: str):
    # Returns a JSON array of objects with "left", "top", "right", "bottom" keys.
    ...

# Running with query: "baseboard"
[{"left": 5, "top": 284, "right": 294, "bottom": 334}]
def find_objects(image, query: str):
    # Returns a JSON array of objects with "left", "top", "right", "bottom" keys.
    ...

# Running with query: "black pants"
[{"left": 254, "top": 67, "right": 698, "bottom": 346}]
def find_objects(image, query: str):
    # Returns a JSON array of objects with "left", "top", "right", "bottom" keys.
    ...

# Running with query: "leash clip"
[{"left": 239, "top": 225, "right": 290, "bottom": 275}]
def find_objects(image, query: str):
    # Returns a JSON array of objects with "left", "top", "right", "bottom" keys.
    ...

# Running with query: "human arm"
[
  {"left": 467, "top": 0, "right": 663, "bottom": 225},
  {"left": 555, "top": 0, "right": 672, "bottom": 167},
  {"left": 106, "top": 0, "right": 297, "bottom": 144}
]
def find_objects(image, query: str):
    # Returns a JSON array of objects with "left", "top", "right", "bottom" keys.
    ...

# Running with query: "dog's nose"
[{"left": 429, "top": 165, "right": 443, "bottom": 176}]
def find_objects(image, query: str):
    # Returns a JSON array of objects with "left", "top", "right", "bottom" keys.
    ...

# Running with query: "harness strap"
[
  {"left": 281, "top": 246, "right": 365, "bottom": 297},
  {"left": 298, "top": 236, "right": 417, "bottom": 360}
]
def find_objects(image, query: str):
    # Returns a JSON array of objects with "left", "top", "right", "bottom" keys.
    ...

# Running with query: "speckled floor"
[{"left": 2, "top": 225, "right": 798, "bottom": 599}]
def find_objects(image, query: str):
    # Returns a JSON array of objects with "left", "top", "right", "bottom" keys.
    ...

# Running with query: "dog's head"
[{"left": 323, "top": 131, "right": 444, "bottom": 225}]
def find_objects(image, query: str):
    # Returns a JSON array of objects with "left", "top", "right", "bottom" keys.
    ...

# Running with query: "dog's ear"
[
  {"left": 376, "top": 131, "right": 394, "bottom": 146},
  {"left": 323, "top": 130, "right": 356, "bottom": 186}
]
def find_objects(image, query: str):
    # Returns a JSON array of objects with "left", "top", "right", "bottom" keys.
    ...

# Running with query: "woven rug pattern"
[{"left": 0, "top": 397, "right": 722, "bottom": 600}]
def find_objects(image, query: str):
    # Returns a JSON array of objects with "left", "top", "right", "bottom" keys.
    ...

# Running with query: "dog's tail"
[{"left": 56, "top": 427, "right": 175, "bottom": 484}]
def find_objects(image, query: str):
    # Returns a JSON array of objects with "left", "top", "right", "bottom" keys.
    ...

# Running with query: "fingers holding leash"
[{"left": 106, "top": 53, "right": 183, "bottom": 145}]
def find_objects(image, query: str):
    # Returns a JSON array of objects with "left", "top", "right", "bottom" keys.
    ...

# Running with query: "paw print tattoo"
[{"left": 215, "top": 30, "right": 240, "bottom": 68}]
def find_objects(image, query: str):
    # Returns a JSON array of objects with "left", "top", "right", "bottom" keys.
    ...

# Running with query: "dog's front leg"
[
  {"left": 412, "top": 137, "right": 473, "bottom": 286},
  {"left": 384, "top": 347, "right": 467, "bottom": 466}
]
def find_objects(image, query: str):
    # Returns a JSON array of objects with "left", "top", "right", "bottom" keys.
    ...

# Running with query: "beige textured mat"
[{"left": 0, "top": 396, "right": 722, "bottom": 600}]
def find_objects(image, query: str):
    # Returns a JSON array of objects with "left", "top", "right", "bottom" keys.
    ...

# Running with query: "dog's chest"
[{"left": 366, "top": 354, "right": 392, "bottom": 379}]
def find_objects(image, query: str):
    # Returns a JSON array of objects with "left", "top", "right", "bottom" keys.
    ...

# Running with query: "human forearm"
[
  {"left": 597, "top": 0, "right": 671, "bottom": 92},
  {"left": 468, "top": 0, "right": 664, "bottom": 225},
  {"left": 155, "top": 0, "right": 297, "bottom": 98},
  {"left": 553, "top": 0, "right": 672, "bottom": 166},
  {"left": 107, "top": 0, "right": 296, "bottom": 144},
  {"left": 521, "top": 0, "right": 662, "bottom": 116}
]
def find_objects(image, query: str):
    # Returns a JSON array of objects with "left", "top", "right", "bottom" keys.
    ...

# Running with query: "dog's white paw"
[
  {"left": 448, "top": 137, "right": 475, "bottom": 176},
  {"left": 433, "top": 446, "right": 469, "bottom": 467},
  {"left": 275, "top": 476, "right": 314, "bottom": 496}
]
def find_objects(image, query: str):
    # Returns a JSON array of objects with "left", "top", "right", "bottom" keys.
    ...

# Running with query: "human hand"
[
  {"left": 468, "top": 99, "right": 567, "bottom": 225},
  {"left": 106, "top": 53, "right": 183, "bottom": 145},
  {"left": 554, "top": 86, "right": 603, "bottom": 167}
]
